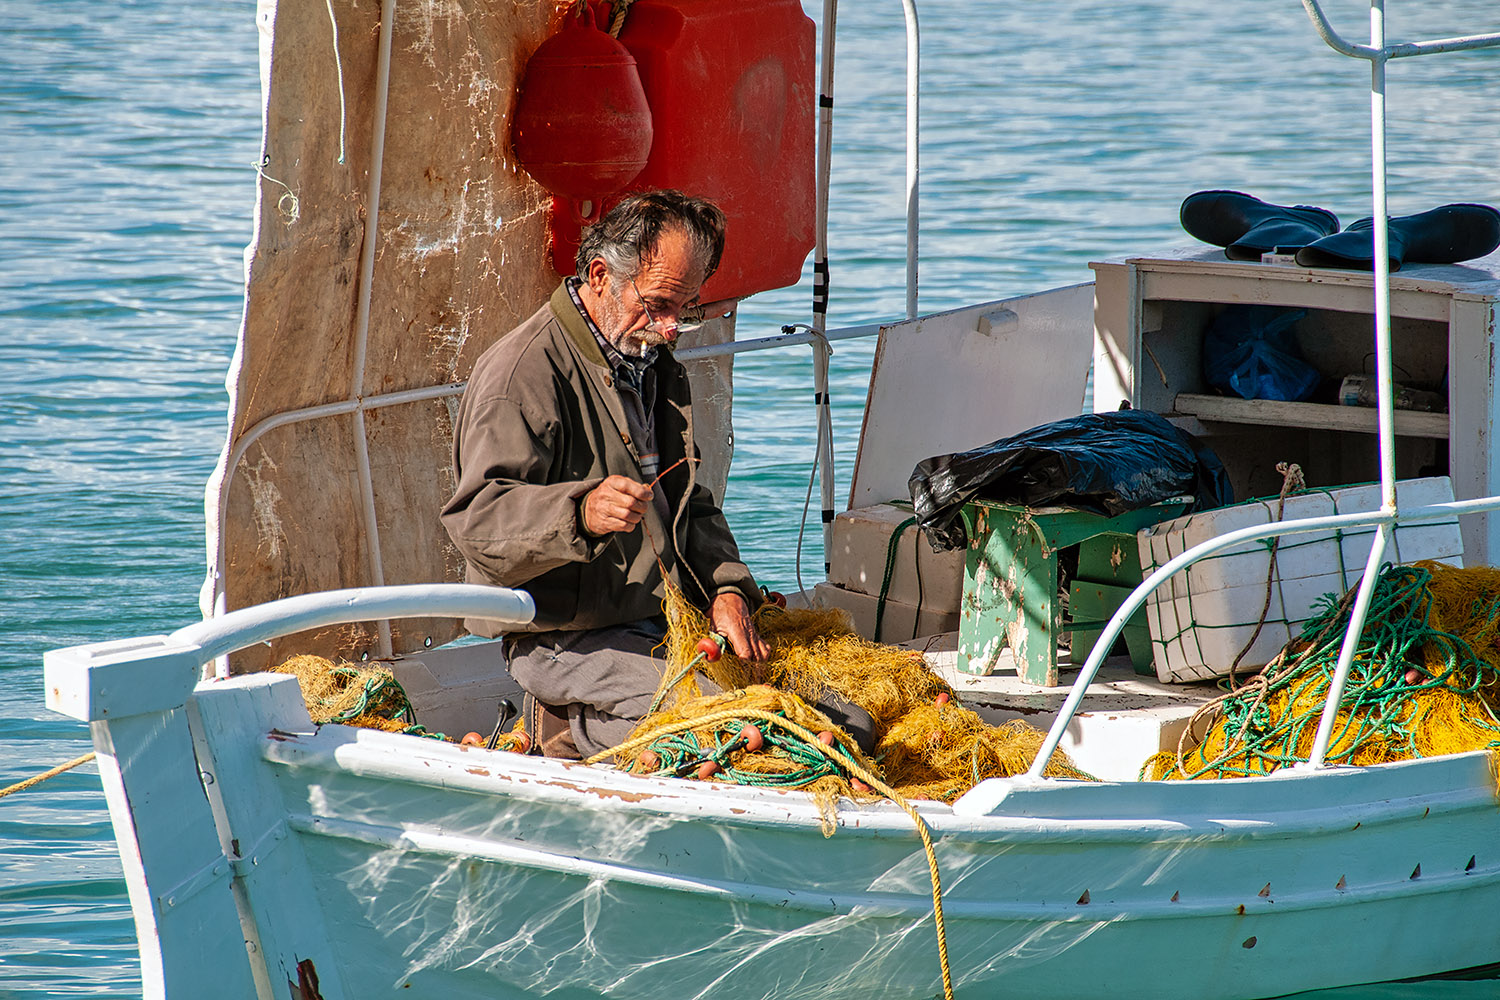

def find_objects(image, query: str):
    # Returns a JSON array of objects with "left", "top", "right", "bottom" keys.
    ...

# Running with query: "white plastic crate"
[{"left": 1137, "top": 477, "right": 1464, "bottom": 683}]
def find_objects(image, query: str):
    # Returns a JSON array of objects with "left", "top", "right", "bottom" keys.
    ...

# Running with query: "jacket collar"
[{"left": 549, "top": 281, "right": 608, "bottom": 368}]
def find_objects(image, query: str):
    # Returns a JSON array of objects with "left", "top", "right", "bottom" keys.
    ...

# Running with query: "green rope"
[
  {"left": 639, "top": 713, "right": 856, "bottom": 787},
  {"left": 324, "top": 667, "right": 448, "bottom": 741},
  {"left": 874, "top": 516, "right": 918, "bottom": 643},
  {"left": 1167, "top": 565, "right": 1500, "bottom": 780}
]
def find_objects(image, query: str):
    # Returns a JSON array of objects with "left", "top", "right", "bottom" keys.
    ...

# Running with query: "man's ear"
[{"left": 585, "top": 257, "right": 610, "bottom": 295}]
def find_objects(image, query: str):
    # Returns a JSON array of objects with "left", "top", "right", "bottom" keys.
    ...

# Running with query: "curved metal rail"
[{"left": 181, "top": 584, "right": 535, "bottom": 674}]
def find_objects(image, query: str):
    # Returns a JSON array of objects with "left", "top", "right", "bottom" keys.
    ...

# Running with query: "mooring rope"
[{"left": 0, "top": 752, "right": 97, "bottom": 800}]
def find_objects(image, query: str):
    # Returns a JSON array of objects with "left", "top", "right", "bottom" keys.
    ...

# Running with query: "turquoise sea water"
[{"left": 3, "top": 0, "right": 1499, "bottom": 996}]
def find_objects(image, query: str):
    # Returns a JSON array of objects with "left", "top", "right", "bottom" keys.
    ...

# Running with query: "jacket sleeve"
[{"left": 441, "top": 390, "right": 609, "bottom": 588}]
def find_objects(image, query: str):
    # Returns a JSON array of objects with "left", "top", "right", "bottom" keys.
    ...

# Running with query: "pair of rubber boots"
[{"left": 1180, "top": 190, "right": 1500, "bottom": 272}]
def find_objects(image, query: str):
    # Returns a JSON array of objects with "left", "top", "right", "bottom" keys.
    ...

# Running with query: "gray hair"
[{"left": 575, "top": 190, "right": 726, "bottom": 284}]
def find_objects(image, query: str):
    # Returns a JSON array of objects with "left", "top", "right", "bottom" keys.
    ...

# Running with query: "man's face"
[{"left": 589, "top": 227, "right": 706, "bottom": 358}]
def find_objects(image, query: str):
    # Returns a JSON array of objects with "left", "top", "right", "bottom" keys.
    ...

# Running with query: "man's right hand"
[{"left": 581, "top": 475, "right": 653, "bottom": 536}]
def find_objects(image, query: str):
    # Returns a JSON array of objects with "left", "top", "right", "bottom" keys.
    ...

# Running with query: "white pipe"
[
  {"left": 1369, "top": 0, "right": 1395, "bottom": 511},
  {"left": 901, "top": 0, "right": 919, "bottom": 320},
  {"left": 1303, "top": 523, "right": 1390, "bottom": 768},
  {"left": 1287, "top": 0, "right": 1500, "bottom": 771},
  {"left": 1302, "top": 0, "right": 1393, "bottom": 771},
  {"left": 174, "top": 584, "right": 536, "bottom": 666},
  {"left": 1300, "top": 0, "right": 1500, "bottom": 57},
  {"left": 675, "top": 321, "right": 882, "bottom": 361},
  {"left": 352, "top": 408, "right": 393, "bottom": 655},
  {"left": 1305, "top": 3, "right": 1400, "bottom": 736},
  {"left": 351, "top": 0, "right": 396, "bottom": 402},
  {"left": 350, "top": 0, "right": 397, "bottom": 651},
  {"left": 813, "top": 0, "right": 839, "bottom": 570}
]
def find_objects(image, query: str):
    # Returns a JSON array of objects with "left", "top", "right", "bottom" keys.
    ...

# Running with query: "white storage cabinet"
[{"left": 1091, "top": 248, "right": 1500, "bottom": 565}]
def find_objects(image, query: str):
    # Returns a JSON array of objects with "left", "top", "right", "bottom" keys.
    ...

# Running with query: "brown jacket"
[{"left": 442, "top": 283, "right": 760, "bottom": 635}]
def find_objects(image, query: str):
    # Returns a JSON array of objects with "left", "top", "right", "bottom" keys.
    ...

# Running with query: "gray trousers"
[
  {"left": 505, "top": 617, "right": 877, "bottom": 759},
  {"left": 505, "top": 618, "right": 688, "bottom": 758}
]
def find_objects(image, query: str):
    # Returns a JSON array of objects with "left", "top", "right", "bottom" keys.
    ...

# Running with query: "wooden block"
[
  {"left": 828, "top": 503, "right": 964, "bottom": 610},
  {"left": 811, "top": 582, "right": 959, "bottom": 643}
]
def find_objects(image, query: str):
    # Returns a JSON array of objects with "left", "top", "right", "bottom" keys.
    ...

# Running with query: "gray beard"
[{"left": 599, "top": 282, "right": 664, "bottom": 360}]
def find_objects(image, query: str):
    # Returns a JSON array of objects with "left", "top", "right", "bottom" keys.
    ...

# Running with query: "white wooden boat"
[
  {"left": 42, "top": 1, "right": 1500, "bottom": 998},
  {"left": 42, "top": 603, "right": 1500, "bottom": 998}
]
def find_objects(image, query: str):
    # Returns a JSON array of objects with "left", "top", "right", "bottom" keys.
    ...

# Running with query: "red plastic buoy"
[
  {"left": 511, "top": 4, "right": 653, "bottom": 222},
  {"left": 696, "top": 633, "right": 725, "bottom": 662}
]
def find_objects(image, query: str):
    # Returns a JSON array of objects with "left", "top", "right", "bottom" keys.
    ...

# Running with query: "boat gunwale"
[{"left": 245, "top": 704, "right": 1500, "bottom": 842}]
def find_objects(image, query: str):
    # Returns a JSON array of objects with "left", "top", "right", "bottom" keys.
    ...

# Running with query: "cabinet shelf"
[{"left": 1174, "top": 393, "right": 1449, "bottom": 439}]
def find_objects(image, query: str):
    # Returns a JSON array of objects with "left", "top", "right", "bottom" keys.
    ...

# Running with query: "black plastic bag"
[{"left": 908, "top": 409, "right": 1233, "bottom": 551}]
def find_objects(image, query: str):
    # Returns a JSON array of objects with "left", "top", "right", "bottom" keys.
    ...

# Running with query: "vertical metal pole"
[
  {"left": 1305, "top": 523, "right": 1390, "bottom": 767},
  {"left": 901, "top": 0, "right": 919, "bottom": 320},
  {"left": 813, "top": 0, "right": 838, "bottom": 570},
  {"left": 1368, "top": 0, "right": 1396, "bottom": 510},
  {"left": 1309, "top": 0, "right": 1392, "bottom": 769},
  {"left": 351, "top": 0, "right": 398, "bottom": 656}
]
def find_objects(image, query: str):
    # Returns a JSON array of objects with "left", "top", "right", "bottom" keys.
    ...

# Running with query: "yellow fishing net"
[
  {"left": 272, "top": 587, "right": 1094, "bottom": 806},
  {"left": 597, "top": 586, "right": 1093, "bottom": 815},
  {"left": 273, "top": 655, "right": 427, "bottom": 734},
  {"left": 1143, "top": 562, "right": 1500, "bottom": 780},
  {"left": 273, "top": 654, "right": 534, "bottom": 749}
]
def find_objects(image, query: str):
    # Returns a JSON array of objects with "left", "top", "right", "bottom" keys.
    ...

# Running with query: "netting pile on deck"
[
  {"left": 270, "top": 590, "right": 1094, "bottom": 806},
  {"left": 273, "top": 655, "right": 445, "bottom": 739},
  {"left": 596, "top": 587, "right": 1093, "bottom": 813},
  {"left": 1143, "top": 561, "right": 1500, "bottom": 780}
]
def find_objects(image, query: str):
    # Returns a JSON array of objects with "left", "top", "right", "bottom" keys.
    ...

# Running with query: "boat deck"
[{"left": 909, "top": 632, "right": 1221, "bottom": 781}]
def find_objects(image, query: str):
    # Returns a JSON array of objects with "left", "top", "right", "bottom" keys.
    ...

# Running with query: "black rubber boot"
[
  {"left": 1294, "top": 203, "right": 1500, "bottom": 272},
  {"left": 1180, "top": 190, "right": 1340, "bottom": 261}
]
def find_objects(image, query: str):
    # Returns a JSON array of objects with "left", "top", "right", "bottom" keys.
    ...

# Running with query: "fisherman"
[{"left": 441, "top": 190, "right": 774, "bottom": 760}]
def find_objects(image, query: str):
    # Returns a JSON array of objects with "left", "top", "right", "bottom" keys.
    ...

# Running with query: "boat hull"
[{"left": 170, "top": 672, "right": 1500, "bottom": 1000}]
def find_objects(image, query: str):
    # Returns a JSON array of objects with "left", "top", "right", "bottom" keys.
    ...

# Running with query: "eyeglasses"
[{"left": 632, "top": 279, "right": 705, "bottom": 336}]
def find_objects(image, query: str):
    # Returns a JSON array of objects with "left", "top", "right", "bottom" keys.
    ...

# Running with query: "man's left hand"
[{"left": 710, "top": 592, "right": 771, "bottom": 681}]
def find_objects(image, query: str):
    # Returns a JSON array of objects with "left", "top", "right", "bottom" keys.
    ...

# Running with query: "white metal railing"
[
  {"left": 185, "top": 585, "right": 535, "bottom": 675},
  {"left": 1025, "top": 497, "right": 1500, "bottom": 780},
  {"left": 899, "top": 0, "right": 919, "bottom": 321},
  {"left": 805, "top": 0, "right": 921, "bottom": 571},
  {"left": 1030, "top": 1, "right": 1500, "bottom": 779}
]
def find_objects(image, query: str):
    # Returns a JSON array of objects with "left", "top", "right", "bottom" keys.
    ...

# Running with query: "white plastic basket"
[{"left": 1137, "top": 477, "right": 1464, "bottom": 683}]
